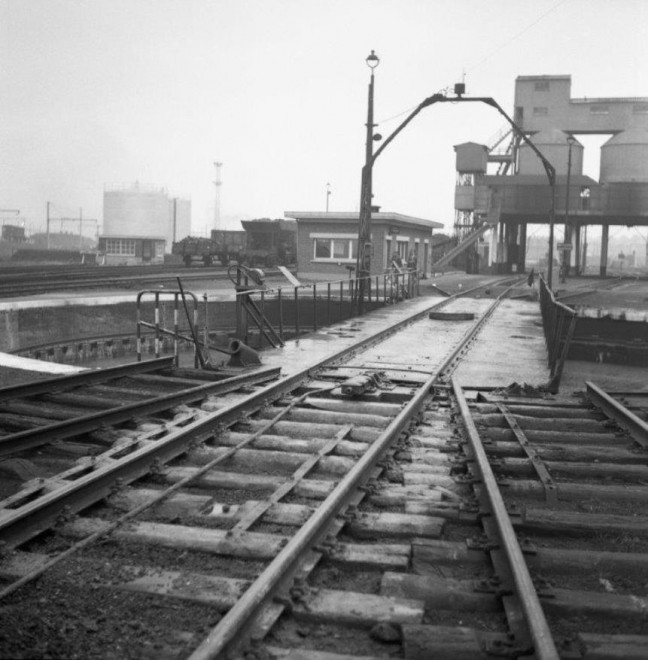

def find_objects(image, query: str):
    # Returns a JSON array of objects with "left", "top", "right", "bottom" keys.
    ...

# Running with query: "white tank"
[
  {"left": 517, "top": 128, "right": 583, "bottom": 176},
  {"left": 103, "top": 182, "right": 191, "bottom": 251},
  {"left": 600, "top": 128, "right": 648, "bottom": 182},
  {"left": 104, "top": 183, "right": 169, "bottom": 237}
]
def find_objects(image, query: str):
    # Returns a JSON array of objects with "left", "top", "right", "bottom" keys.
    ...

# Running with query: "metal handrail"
[
  {"left": 136, "top": 289, "right": 200, "bottom": 366},
  {"left": 538, "top": 276, "right": 577, "bottom": 391}
]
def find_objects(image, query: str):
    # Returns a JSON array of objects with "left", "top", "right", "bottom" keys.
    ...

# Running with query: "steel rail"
[
  {"left": 0, "top": 384, "right": 339, "bottom": 601},
  {"left": 0, "top": 293, "right": 452, "bottom": 546},
  {"left": 586, "top": 381, "right": 648, "bottom": 449},
  {"left": 0, "top": 288, "right": 511, "bottom": 563},
  {"left": 452, "top": 378, "right": 559, "bottom": 660},
  {"left": 188, "top": 342, "right": 446, "bottom": 660},
  {"left": 0, "top": 356, "right": 175, "bottom": 403},
  {"left": 187, "top": 290, "right": 517, "bottom": 660},
  {"left": 0, "top": 365, "right": 281, "bottom": 458}
]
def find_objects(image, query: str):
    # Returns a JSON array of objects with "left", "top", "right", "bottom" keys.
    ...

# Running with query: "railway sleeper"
[
  {"left": 381, "top": 571, "right": 648, "bottom": 621},
  {"left": 472, "top": 402, "right": 605, "bottom": 420},
  {"left": 481, "top": 440, "right": 647, "bottom": 464},
  {"left": 405, "top": 500, "right": 648, "bottom": 538},
  {"left": 489, "top": 456, "right": 648, "bottom": 482},
  {"left": 412, "top": 538, "right": 648, "bottom": 574},
  {"left": 473, "top": 413, "right": 614, "bottom": 433},
  {"left": 108, "top": 486, "right": 446, "bottom": 540},
  {"left": 254, "top": 406, "right": 391, "bottom": 429},
  {"left": 221, "top": 432, "right": 368, "bottom": 457}
]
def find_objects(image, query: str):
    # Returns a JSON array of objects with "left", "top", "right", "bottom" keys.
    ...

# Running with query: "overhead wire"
[{"left": 375, "top": 0, "right": 570, "bottom": 126}]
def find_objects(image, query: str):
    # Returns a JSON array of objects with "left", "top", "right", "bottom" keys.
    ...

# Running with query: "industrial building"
[
  {"left": 99, "top": 182, "right": 191, "bottom": 264},
  {"left": 454, "top": 75, "right": 648, "bottom": 275},
  {"left": 285, "top": 211, "right": 443, "bottom": 280}
]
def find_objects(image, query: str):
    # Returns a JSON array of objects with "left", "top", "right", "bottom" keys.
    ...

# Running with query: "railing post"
[
  {"left": 278, "top": 288, "right": 284, "bottom": 341},
  {"left": 193, "top": 296, "right": 199, "bottom": 368},
  {"left": 327, "top": 282, "right": 331, "bottom": 325},
  {"left": 202, "top": 293, "right": 209, "bottom": 369},
  {"left": 173, "top": 293, "right": 179, "bottom": 366},
  {"left": 294, "top": 286, "right": 300, "bottom": 338},
  {"left": 312, "top": 283, "right": 318, "bottom": 332},
  {"left": 136, "top": 294, "right": 142, "bottom": 362},
  {"left": 154, "top": 292, "right": 160, "bottom": 358},
  {"left": 339, "top": 280, "right": 343, "bottom": 321}
]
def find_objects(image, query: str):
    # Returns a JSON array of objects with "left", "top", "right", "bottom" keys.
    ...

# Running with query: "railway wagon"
[
  {"left": 240, "top": 218, "right": 296, "bottom": 267},
  {"left": 173, "top": 219, "right": 296, "bottom": 267}
]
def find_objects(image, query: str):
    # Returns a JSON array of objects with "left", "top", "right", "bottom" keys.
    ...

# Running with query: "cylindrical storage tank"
[
  {"left": 517, "top": 128, "right": 583, "bottom": 176},
  {"left": 600, "top": 128, "right": 648, "bottom": 182},
  {"left": 103, "top": 183, "right": 170, "bottom": 238}
]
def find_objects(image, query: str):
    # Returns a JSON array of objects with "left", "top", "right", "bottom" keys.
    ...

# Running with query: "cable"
[
  {"left": 376, "top": 0, "right": 569, "bottom": 125},
  {"left": 465, "top": 0, "right": 570, "bottom": 74}
]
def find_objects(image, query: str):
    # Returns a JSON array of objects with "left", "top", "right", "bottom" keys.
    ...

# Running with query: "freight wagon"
[{"left": 172, "top": 218, "right": 296, "bottom": 267}]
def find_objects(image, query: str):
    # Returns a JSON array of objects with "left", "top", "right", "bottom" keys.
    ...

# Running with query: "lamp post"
[
  {"left": 356, "top": 50, "right": 380, "bottom": 314},
  {"left": 561, "top": 134, "right": 576, "bottom": 282},
  {"left": 326, "top": 182, "right": 331, "bottom": 212}
]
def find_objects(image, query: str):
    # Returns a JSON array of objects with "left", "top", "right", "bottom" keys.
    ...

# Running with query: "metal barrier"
[
  {"left": 230, "top": 269, "right": 419, "bottom": 345},
  {"left": 538, "top": 276, "right": 577, "bottom": 392},
  {"left": 136, "top": 290, "right": 200, "bottom": 366}
]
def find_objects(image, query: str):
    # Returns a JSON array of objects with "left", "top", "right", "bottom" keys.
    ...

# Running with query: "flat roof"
[
  {"left": 99, "top": 235, "right": 167, "bottom": 240},
  {"left": 284, "top": 211, "right": 444, "bottom": 229},
  {"left": 516, "top": 75, "right": 571, "bottom": 81},
  {"left": 483, "top": 174, "right": 599, "bottom": 186}
]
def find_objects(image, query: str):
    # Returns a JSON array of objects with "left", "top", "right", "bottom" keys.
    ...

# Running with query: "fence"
[
  {"left": 132, "top": 270, "right": 419, "bottom": 366},
  {"left": 538, "top": 275, "right": 577, "bottom": 392},
  {"left": 229, "top": 269, "right": 419, "bottom": 346}
]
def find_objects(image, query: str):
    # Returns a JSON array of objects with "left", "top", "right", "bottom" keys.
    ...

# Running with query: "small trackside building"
[
  {"left": 284, "top": 211, "right": 444, "bottom": 281},
  {"left": 97, "top": 235, "right": 166, "bottom": 265}
]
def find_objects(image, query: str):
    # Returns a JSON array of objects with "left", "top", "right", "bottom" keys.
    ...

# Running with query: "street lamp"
[
  {"left": 356, "top": 50, "right": 380, "bottom": 313},
  {"left": 561, "top": 134, "right": 577, "bottom": 281}
]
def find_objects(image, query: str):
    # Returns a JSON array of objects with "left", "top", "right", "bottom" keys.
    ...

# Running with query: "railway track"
[
  {"left": 1, "top": 285, "right": 646, "bottom": 659},
  {"left": 0, "top": 264, "right": 230, "bottom": 298}
]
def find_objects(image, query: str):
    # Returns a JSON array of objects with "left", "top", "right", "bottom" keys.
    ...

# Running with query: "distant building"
[
  {"left": 453, "top": 75, "right": 648, "bottom": 276},
  {"left": 284, "top": 211, "right": 443, "bottom": 280},
  {"left": 100, "top": 182, "right": 191, "bottom": 263}
]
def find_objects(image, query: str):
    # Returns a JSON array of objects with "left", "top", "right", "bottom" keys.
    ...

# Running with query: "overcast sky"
[{"left": 1, "top": 0, "right": 647, "bottom": 237}]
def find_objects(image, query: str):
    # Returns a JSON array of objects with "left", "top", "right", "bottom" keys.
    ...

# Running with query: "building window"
[
  {"left": 457, "top": 173, "right": 474, "bottom": 186},
  {"left": 312, "top": 235, "right": 357, "bottom": 262},
  {"left": 633, "top": 103, "right": 648, "bottom": 114},
  {"left": 397, "top": 239, "right": 409, "bottom": 261},
  {"left": 590, "top": 105, "right": 609, "bottom": 115},
  {"left": 532, "top": 106, "right": 548, "bottom": 116},
  {"left": 534, "top": 81, "right": 550, "bottom": 91},
  {"left": 105, "top": 239, "right": 136, "bottom": 255}
]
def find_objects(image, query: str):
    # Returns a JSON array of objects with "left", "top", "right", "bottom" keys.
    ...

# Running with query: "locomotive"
[{"left": 172, "top": 218, "right": 296, "bottom": 267}]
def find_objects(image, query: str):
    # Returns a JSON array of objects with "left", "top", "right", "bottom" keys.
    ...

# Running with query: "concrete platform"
[
  {"left": 453, "top": 299, "right": 550, "bottom": 388},
  {"left": 228, "top": 295, "right": 550, "bottom": 389}
]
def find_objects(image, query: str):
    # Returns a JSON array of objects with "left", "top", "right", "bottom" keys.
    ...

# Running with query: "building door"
[{"left": 142, "top": 240, "right": 152, "bottom": 262}]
